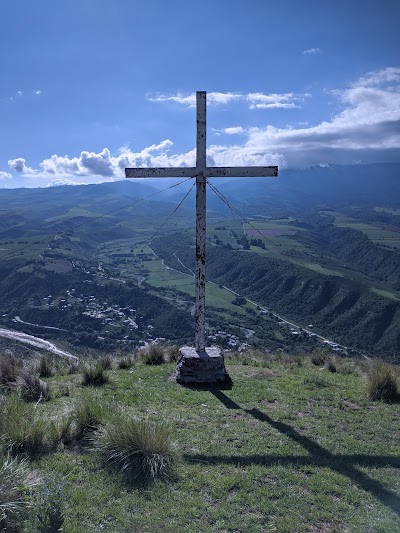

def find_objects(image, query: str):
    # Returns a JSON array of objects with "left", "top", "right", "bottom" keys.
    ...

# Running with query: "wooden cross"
[{"left": 125, "top": 91, "right": 278, "bottom": 353}]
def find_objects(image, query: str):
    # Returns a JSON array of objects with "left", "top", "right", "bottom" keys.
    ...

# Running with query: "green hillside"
[{"left": 1, "top": 351, "right": 399, "bottom": 532}]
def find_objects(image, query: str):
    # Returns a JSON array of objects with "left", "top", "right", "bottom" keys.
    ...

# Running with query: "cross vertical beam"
[{"left": 195, "top": 91, "right": 207, "bottom": 352}]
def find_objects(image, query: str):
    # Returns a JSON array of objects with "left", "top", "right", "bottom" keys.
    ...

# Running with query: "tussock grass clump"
[
  {"left": 67, "top": 361, "right": 80, "bottom": 374},
  {"left": 81, "top": 364, "right": 109, "bottom": 386},
  {"left": 118, "top": 355, "right": 135, "bottom": 369},
  {"left": 0, "top": 394, "right": 52, "bottom": 458},
  {"left": 36, "top": 355, "right": 55, "bottom": 378},
  {"left": 167, "top": 346, "right": 180, "bottom": 363},
  {"left": 326, "top": 358, "right": 337, "bottom": 373},
  {"left": 0, "top": 354, "right": 21, "bottom": 389},
  {"left": 336, "top": 361, "right": 359, "bottom": 376},
  {"left": 56, "top": 416, "right": 75, "bottom": 445},
  {"left": 94, "top": 413, "right": 176, "bottom": 481},
  {"left": 311, "top": 352, "right": 326, "bottom": 366},
  {"left": 56, "top": 397, "right": 111, "bottom": 443},
  {"left": 143, "top": 345, "right": 165, "bottom": 366},
  {"left": 98, "top": 355, "right": 112, "bottom": 370},
  {"left": 16, "top": 370, "right": 50, "bottom": 402},
  {"left": 368, "top": 362, "right": 399, "bottom": 402},
  {"left": 0, "top": 454, "right": 36, "bottom": 531},
  {"left": 73, "top": 396, "right": 110, "bottom": 440},
  {"left": 30, "top": 473, "right": 66, "bottom": 532}
]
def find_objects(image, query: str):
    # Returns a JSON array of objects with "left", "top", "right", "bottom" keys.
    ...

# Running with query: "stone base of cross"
[{"left": 126, "top": 91, "right": 278, "bottom": 384}]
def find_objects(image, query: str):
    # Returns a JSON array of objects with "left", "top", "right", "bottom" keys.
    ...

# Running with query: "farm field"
[{"left": 320, "top": 210, "right": 400, "bottom": 248}]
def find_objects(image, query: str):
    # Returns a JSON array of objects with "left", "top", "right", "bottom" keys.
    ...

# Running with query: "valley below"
[{"left": 0, "top": 164, "right": 399, "bottom": 362}]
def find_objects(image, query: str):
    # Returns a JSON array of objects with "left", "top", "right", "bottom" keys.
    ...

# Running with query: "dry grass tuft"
[
  {"left": 36, "top": 355, "right": 55, "bottom": 378},
  {"left": 118, "top": 355, "right": 135, "bottom": 369},
  {"left": 311, "top": 352, "right": 326, "bottom": 366},
  {"left": 16, "top": 370, "right": 50, "bottom": 402},
  {"left": 81, "top": 364, "right": 109, "bottom": 386},
  {"left": 73, "top": 396, "right": 110, "bottom": 440},
  {"left": 368, "top": 362, "right": 399, "bottom": 402},
  {"left": 98, "top": 356, "right": 113, "bottom": 370},
  {"left": 0, "top": 453, "right": 36, "bottom": 531},
  {"left": 94, "top": 413, "right": 176, "bottom": 481},
  {"left": 0, "top": 354, "right": 22, "bottom": 389},
  {"left": 0, "top": 394, "right": 53, "bottom": 458},
  {"left": 167, "top": 346, "right": 180, "bottom": 363},
  {"left": 143, "top": 345, "right": 165, "bottom": 366}
]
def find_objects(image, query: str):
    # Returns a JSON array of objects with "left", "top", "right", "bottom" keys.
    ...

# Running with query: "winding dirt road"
[{"left": 0, "top": 327, "right": 78, "bottom": 361}]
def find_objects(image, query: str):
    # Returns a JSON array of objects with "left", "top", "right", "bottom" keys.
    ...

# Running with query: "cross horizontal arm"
[
  {"left": 125, "top": 166, "right": 278, "bottom": 179},
  {"left": 206, "top": 166, "right": 278, "bottom": 178},
  {"left": 125, "top": 167, "right": 196, "bottom": 178}
]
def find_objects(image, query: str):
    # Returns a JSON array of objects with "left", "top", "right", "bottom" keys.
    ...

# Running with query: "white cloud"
[
  {"left": 46, "top": 178, "right": 80, "bottom": 187},
  {"left": 3, "top": 67, "right": 400, "bottom": 186},
  {"left": 8, "top": 89, "right": 42, "bottom": 102},
  {"left": 207, "top": 92, "right": 242, "bottom": 105},
  {"left": 8, "top": 157, "right": 36, "bottom": 175},
  {"left": 147, "top": 92, "right": 197, "bottom": 107},
  {"left": 207, "top": 144, "right": 286, "bottom": 168},
  {"left": 246, "top": 92, "right": 308, "bottom": 109},
  {"left": 224, "top": 127, "right": 245, "bottom": 135},
  {"left": 0, "top": 171, "right": 12, "bottom": 180},
  {"left": 352, "top": 67, "right": 400, "bottom": 88},
  {"left": 147, "top": 91, "right": 306, "bottom": 110},
  {"left": 241, "top": 69, "right": 400, "bottom": 166},
  {"left": 302, "top": 48, "right": 322, "bottom": 55}
]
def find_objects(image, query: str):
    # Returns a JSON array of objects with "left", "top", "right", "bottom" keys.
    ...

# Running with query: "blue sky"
[{"left": 1, "top": 0, "right": 399, "bottom": 188}]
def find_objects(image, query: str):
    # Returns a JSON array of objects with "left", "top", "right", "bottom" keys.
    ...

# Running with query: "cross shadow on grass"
[{"left": 184, "top": 390, "right": 400, "bottom": 516}]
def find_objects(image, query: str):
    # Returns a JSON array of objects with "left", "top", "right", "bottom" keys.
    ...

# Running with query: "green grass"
[{"left": 2, "top": 357, "right": 398, "bottom": 532}]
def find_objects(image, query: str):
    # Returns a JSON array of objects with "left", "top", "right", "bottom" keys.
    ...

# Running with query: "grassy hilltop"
[{"left": 1, "top": 348, "right": 399, "bottom": 532}]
